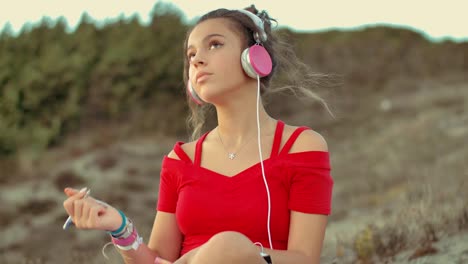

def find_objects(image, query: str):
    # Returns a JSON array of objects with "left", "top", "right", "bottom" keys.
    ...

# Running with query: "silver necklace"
[{"left": 216, "top": 128, "right": 257, "bottom": 160}]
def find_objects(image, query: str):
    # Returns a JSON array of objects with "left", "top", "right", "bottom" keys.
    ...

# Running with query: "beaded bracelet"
[
  {"left": 112, "top": 227, "right": 137, "bottom": 247},
  {"left": 111, "top": 223, "right": 143, "bottom": 251}
]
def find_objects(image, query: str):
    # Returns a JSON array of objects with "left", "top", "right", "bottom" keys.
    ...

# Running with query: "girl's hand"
[
  {"left": 154, "top": 255, "right": 189, "bottom": 264},
  {"left": 62, "top": 187, "right": 122, "bottom": 232},
  {"left": 154, "top": 247, "right": 200, "bottom": 264},
  {"left": 154, "top": 257, "right": 173, "bottom": 264}
]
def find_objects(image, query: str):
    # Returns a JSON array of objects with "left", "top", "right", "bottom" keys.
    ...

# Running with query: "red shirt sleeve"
[
  {"left": 156, "top": 158, "right": 179, "bottom": 213},
  {"left": 287, "top": 152, "right": 334, "bottom": 215}
]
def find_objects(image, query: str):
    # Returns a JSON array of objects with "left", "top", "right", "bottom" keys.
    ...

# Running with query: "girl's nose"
[{"left": 192, "top": 52, "right": 206, "bottom": 66}]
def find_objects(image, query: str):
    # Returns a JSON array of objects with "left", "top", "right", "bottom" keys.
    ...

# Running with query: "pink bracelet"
[{"left": 112, "top": 227, "right": 137, "bottom": 247}]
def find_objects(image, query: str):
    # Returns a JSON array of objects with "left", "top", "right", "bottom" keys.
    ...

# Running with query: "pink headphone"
[{"left": 187, "top": 9, "right": 273, "bottom": 105}]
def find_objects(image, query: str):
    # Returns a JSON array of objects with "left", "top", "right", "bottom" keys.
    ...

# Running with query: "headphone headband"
[{"left": 235, "top": 9, "right": 268, "bottom": 43}]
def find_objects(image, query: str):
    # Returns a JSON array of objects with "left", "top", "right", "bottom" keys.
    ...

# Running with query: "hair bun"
[
  {"left": 245, "top": 4, "right": 259, "bottom": 15},
  {"left": 244, "top": 4, "right": 274, "bottom": 27}
]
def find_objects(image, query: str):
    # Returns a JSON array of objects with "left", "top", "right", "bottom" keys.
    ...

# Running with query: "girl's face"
[{"left": 187, "top": 18, "right": 250, "bottom": 104}]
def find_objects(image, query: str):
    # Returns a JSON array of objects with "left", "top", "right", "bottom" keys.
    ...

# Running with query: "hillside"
[{"left": 1, "top": 11, "right": 467, "bottom": 264}]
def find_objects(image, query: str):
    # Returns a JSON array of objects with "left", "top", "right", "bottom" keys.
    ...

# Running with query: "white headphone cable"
[{"left": 256, "top": 75, "right": 273, "bottom": 250}]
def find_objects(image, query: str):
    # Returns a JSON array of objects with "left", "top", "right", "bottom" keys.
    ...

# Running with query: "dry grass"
[
  {"left": 1, "top": 75, "right": 467, "bottom": 263},
  {"left": 319, "top": 77, "right": 468, "bottom": 263}
]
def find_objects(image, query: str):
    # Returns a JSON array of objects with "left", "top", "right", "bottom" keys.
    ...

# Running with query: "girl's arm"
[
  {"left": 261, "top": 212, "right": 328, "bottom": 264},
  {"left": 63, "top": 188, "right": 182, "bottom": 264},
  {"left": 117, "top": 212, "right": 182, "bottom": 264}
]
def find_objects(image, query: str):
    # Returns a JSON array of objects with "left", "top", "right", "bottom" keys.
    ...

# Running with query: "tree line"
[{"left": 1, "top": 3, "right": 467, "bottom": 156}]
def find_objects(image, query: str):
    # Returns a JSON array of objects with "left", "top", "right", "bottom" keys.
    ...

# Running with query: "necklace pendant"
[{"left": 228, "top": 153, "right": 236, "bottom": 160}]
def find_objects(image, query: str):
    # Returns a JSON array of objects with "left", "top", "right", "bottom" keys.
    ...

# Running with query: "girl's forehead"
[{"left": 188, "top": 18, "right": 236, "bottom": 43}]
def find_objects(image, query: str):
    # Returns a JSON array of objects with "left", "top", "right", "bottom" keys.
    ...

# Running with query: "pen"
[{"left": 63, "top": 188, "right": 91, "bottom": 230}]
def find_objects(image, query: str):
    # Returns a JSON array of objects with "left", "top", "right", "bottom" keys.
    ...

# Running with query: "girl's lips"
[
  {"left": 197, "top": 74, "right": 212, "bottom": 83},
  {"left": 195, "top": 72, "right": 213, "bottom": 83}
]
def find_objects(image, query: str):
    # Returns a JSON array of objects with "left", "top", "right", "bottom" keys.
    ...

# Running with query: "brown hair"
[{"left": 183, "top": 5, "right": 333, "bottom": 140}]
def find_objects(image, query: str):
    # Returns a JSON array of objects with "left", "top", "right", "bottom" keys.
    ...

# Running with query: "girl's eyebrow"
[{"left": 187, "top": 33, "right": 225, "bottom": 50}]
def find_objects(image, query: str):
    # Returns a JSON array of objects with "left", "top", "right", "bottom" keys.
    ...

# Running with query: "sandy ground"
[{"left": 1, "top": 78, "right": 468, "bottom": 263}]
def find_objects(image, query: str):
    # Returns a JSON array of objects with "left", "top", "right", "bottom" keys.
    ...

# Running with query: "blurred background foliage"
[{"left": 0, "top": 2, "right": 467, "bottom": 157}]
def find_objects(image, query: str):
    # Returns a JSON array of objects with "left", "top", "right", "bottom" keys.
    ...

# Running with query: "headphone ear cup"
[
  {"left": 187, "top": 81, "right": 205, "bottom": 105},
  {"left": 241, "top": 48, "right": 257, "bottom": 79},
  {"left": 241, "top": 45, "right": 272, "bottom": 78}
]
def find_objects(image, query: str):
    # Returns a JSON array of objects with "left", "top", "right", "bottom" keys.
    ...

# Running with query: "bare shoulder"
[
  {"left": 167, "top": 149, "right": 180, "bottom": 160},
  {"left": 167, "top": 140, "right": 198, "bottom": 161},
  {"left": 284, "top": 124, "right": 328, "bottom": 153}
]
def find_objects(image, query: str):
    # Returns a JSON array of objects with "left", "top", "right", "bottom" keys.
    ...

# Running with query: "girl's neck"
[{"left": 215, "top": 102, "right": 276, "bottom": 146}]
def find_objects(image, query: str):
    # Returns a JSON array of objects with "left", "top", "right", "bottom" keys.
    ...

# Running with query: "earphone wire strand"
[{"left": 256, "top": 75, "right": 273, "bottom": 250}]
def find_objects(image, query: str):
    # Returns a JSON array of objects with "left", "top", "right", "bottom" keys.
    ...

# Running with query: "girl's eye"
[
  {"left": 187, "top": 41, "right": 223, "bottom": 61},
  {"left": 187, "top": 52, "right": 195, "bottom": 60},
  {"left": 209, "top": 41, "right": 223, "bottom": 50}
]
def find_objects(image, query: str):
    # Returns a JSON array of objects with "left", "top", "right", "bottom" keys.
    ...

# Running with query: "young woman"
[{"left": 63, "top": 5, "right": 334, "bottom": 264}]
